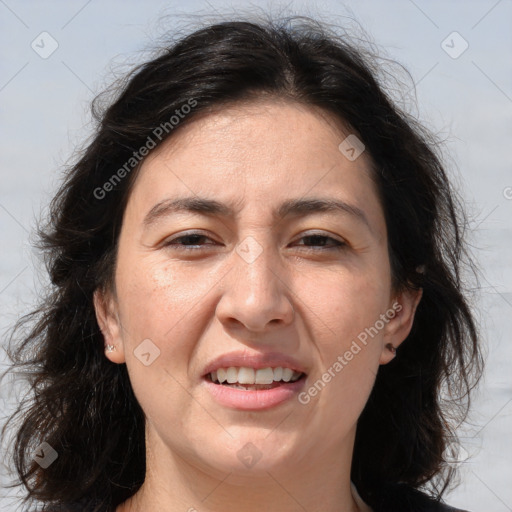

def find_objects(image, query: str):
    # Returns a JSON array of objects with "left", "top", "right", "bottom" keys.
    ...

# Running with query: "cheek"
[
  {"left": 297, "top": 270, "right": 388, "bottom": 415},
  {"left": 304, "top": 266, "right": 391, "bottom": 347},
  {"left": 115, "top": 257, "right": 210, "bottom": 430},
  {"left": 116, "top": 255, "right": 207, "bottom": 345}
]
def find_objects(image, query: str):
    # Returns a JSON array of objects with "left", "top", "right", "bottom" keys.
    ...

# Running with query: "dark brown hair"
[{"left": 2, "top": 14, "right": 484, "bottom": 511}]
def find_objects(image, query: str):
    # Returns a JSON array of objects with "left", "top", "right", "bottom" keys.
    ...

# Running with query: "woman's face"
[{"left": 95, "top": 99, "right": 421, "bottom": 481}]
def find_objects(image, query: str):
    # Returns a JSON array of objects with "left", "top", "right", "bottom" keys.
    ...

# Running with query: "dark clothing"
[{"left": 361, "top": 482, "right": 470, "bottom": 511}]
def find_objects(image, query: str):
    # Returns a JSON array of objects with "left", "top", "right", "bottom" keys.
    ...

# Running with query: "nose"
[{"left": 215, "top": 237, "right": 295, "bottom": 334}]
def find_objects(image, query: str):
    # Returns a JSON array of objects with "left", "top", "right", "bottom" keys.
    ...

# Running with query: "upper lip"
[{"left": 201, "top": 350, "right": 308, "bottom": 377}]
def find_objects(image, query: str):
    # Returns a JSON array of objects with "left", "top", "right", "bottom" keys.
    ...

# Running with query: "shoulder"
[{"left": 364, "top": 483, "right": 471, "bottom": 512}]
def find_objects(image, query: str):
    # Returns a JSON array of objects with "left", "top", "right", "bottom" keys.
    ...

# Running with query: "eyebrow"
[{"left": 142, "top": 196, "right": 373, "bottom": 233}]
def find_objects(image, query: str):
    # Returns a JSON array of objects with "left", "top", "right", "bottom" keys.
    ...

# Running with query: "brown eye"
[
  {"left": 294, "top": 234, "right": 347, "bottom": 251},
  {"left": 163, "top": 232, "right": 217, "bottom": 251}
]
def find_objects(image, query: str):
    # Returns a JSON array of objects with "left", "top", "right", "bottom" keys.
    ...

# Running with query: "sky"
[{"left": 0, "top": 1, "right": 511, "bottom": 510}]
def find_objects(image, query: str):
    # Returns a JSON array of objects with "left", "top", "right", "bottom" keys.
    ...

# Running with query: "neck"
[{"left": 117, "top": 427, "right": 363, "bottom": 512}]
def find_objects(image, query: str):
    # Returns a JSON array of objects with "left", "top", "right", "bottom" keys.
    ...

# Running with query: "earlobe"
[
  {"left": 93, "top": 288, "right": 126, "bottom": 363},
  {"left": 379, "top": 287, "right": 423, "bottom": 365}
]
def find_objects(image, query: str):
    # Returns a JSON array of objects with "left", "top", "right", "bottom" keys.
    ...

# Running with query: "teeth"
[
  {"left": 209, "top": 366, "right": 303, "bottom": 385},
  {"left": 282, "top": 368, "right": 293, "bottom": 382},
  {"left": 226, "top": 367, "right": 238, "bottom": 383},
  {"left": 217, "top": 368, "right": 227, "bottom": 384},
  {"left": 255, "top": 367, "right": 274, "bottom": 384},
  {"left": 238, "top": 367, "right": 255, "bottom": 384}
]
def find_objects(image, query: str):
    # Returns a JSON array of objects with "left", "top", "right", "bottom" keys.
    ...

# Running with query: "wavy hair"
[{"left": 2, "top": 14, "right": 484, "bottom": 512}]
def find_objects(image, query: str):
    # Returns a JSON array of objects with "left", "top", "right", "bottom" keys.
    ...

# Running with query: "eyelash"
[{"left": 163, "top": 232, "right": 347, "bottom": 252}]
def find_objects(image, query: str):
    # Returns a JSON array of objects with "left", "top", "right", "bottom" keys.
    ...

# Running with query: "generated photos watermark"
[
  {"left": 298, "top": 301, "right": 402, "bottom": 405},
  {"left": 93, "top": 98, "right": 198, "bottom": 200}
]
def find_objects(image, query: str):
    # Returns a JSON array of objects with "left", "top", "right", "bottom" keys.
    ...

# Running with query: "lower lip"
[{"left": 202, "top": 377, "right": 306, "bottom": 410}]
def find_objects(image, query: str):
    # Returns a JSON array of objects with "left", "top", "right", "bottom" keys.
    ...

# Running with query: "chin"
[{"left": 196, "top": 434, "right": 300, "bottom": 478}]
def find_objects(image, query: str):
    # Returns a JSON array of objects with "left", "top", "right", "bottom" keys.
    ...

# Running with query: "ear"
[
  {"left": 93, "top": 287, "right": 126, "bottom": 364},
  {"left": 379, "top": 287, "right": 423, "bottom": 365}
]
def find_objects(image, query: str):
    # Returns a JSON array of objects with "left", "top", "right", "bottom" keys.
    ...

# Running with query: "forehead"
[{"left": 124, "top": 99, "right": 384, "bottom": 232}]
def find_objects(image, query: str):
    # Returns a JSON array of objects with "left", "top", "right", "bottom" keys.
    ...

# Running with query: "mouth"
[
  {"left": 205, "top": 366, "right": 306, "bottom": 391},
  {"left": 200, "top": 351, "right": 308, "bottom": 410}
]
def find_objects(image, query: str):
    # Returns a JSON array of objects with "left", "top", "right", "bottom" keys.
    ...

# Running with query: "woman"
[{"left": 2, "top": 15, "right": 483, "bottom": 512}]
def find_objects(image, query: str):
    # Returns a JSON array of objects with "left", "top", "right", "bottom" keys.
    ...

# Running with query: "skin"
[{"left": 94, "top": 98, "right": 422, "bottom": 512}]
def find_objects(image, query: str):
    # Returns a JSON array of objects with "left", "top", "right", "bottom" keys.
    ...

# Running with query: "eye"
[
  {"left": 162, "top": 231, "right": 347, "bottom": 252},
  {"left": 293, "top": 233, "right": 347, "bottom": 251},
  {"left": 163, "top": 232, "right": 217, "bottom": 251}
]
